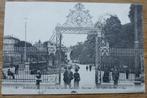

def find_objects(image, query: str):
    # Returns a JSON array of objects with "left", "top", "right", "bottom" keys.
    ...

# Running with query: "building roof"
[{"left": 4, "top": 35, "right": 20, "bottom": 41}]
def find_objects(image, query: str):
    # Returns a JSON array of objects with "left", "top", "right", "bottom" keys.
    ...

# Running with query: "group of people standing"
[
  {"left": 86, "top": 65, "right": 92, "bottom": 71},
  {"left": 2, "top": 64, "right": 19, "bottom": 79},
  {"left": 35, "top": 67, "right": 81, "bottom": 89},
  {"left": 102, "top": 66, "right": 131, "bottom": 88},
  {"left": 102, "top": 66, "right": 120, "bottom": 87},
  {"left": 63, "top": 66, "right": 80, "bottom": 89}
]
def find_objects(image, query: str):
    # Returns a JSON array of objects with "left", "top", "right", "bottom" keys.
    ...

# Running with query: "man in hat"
[
  {"left": 74, "top": 68, "right": 80, "bottom": 89},
  {"left": 63, "top": 66, "right": 73, "bottom": 88}
]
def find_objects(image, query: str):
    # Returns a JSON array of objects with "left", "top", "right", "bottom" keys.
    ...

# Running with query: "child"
[
  {"left": 36, "top": 70, "right": 42, "bottom": 89},
  {"left": 74, "top": 68, "right": 80, "bottom": 89}
]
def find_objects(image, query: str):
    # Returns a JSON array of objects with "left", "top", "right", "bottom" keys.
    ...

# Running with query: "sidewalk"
[
  {"left": 2, "top": 80, "right": 144, "bottom": 89},
  {"left": 2, "top": 84, "right": 145, "bottom": 95},
  {"left": 2, "top": 63, "right": 144, "bottom": 94}
]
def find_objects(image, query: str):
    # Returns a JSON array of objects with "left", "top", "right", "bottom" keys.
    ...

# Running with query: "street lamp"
[
  {"left": 24, "top": 17, "right": 30, "bottom": 74},
  {"left": 24, "top": 17, "right": 28, "bottom": 63}
]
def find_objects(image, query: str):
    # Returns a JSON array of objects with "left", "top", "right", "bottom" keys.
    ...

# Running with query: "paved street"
[
  {"left": 2, "top": 63, "right": 145, "bottom": 94},
  {"left": 60, "top": 63, "right": 95, "bottom": 88},
  {"left": 61, "top": 63, "right": 137, "bottom": 89},
  {"left": 3, "top": 63, "right": 136, "bottom": 88}
]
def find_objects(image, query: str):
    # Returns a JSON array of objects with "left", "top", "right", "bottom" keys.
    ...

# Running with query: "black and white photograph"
[{"left": 2, "top": 1, "right": 145, "bottom": 94}]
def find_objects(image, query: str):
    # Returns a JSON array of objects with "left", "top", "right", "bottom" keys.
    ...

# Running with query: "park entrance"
[
  {"left": 3, "top": 3, "right": 144, "bottom": 88},
  {"left": 53, "top": 3, "right": 111, "bottom": 86},
  {"left": 52, "top": 3, "right": 144, "bottom": 86}
]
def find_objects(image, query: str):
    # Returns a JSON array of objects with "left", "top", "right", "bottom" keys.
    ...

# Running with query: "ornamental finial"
[{"left": 74, "top": 3, "right": 85, "bottom": 10}]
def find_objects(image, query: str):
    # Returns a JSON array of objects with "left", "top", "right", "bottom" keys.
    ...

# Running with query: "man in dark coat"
[
  {"left": 112, "top": 67, "right": 119, "bottom": 88},
  {"left": 103, "top": 67, "right": 110, "bottom": 83},
  {"left": 63, "top": 67, "right": 73, "bottom": 89},
  {"left": 63, "top": 67, "right": 68, "bottom": 88},
  {"left": 74, "top": 68, "right": 80, "bottom": 89}
]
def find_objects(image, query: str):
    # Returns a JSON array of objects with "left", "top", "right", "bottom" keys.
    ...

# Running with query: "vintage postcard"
[{"left": 2, "top": 1, "right": 145, "bottom": 94}]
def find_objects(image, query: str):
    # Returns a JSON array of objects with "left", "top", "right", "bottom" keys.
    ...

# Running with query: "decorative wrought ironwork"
[
  {"left": 63, "top": 3, "right": 94, "bottom": 27},
  {"left": 100, "top": 39, "right": 109, "bottom": 56},
  {"left": 55, "top": 26, "right": 99, "bottom": 34},
  {"left": 54, "top": 3, "right": 102, "bottom": 35}
]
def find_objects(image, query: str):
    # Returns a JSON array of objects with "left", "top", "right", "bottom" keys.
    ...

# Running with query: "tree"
[
  {"left": 120, "top": 23, "right": 134, "bottom": 48},
  {"left": 103, "top": 15, "right": 122, "bottom": 48},
  {"left": 70, "top": 9, "right": 143, "bottom": 66},
  {"left": 81, "top": 34, "right": 96, "bottom": 64},
  {"left": 70, "top": 42, "right": 84, "bottom": 61},
  {"left": 129, "top": 4, "right": 143, "bottom": 26}
]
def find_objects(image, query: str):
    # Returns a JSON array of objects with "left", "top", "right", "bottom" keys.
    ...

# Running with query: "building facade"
[{"left": 3, "top": 35, "right": 21, "bottom": 67}]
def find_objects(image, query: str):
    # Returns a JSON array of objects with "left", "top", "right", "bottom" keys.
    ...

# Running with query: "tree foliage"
[
  {"left": 70, "top": 4, "right": 143, "bottom": 66},
  {"left": 70, "top": 42, "right": 83, "bottom": 61},
  {"left": 103, "top": 16, "right": 122, "bottom": 48}
]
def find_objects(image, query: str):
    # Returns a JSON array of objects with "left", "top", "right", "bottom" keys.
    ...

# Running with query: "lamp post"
[
  {"left": 24, "top": 17, "right": 30, "bottom": 74},
  {"left": 24, "top": 17, "right": 28, "bottom": 63}
]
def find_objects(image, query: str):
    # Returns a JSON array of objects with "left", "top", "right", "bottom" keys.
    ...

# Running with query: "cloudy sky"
[{"left": 4, "top": 2, "right": 131, "bottom": 47}]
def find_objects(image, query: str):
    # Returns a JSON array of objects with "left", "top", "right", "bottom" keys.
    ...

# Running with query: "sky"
[{"left": 4, "top": 2, "right": 131, "bottom": 47}]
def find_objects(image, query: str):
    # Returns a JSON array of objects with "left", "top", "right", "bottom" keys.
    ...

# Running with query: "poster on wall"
[{"left": 2, "top": 1, "right": 145, "bottom": 94}]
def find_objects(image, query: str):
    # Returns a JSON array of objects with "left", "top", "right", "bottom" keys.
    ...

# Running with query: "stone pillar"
[
  {"left": 134, "top": 4, "right": 140, "bottom": 78},
  {"left": 95, "top": 31, "right": 102, "bottom": 87}
]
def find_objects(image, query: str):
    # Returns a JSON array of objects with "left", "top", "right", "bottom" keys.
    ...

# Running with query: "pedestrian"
[
  {"left": 126, "top": 68, "right": 129, "bottom": 79},
  {"left": 15, "top": 64, "right": 19, "bottom": 74},
  {"left": 10, "top": 65, "right": 15, "bottom": 74},
  {"left": 7, "top": 68, "right": 15, "bottom": 79},
  {"left": 63, "top": 66, "right": 73, "bottom": 89},
  {"left": 86, "top": 66, "right": 88, "bottom": 71},
  {"left": 74, "top": 68, "right": 80, "bottom": 89},
  {"left": 89, "top": 65, "right": 92, "bottom": 71},
  {"left": 63, "top": 67, "right": 68, "bottom": 88},
  {"left": 67, "top": 67, "right": 73, "bottom": 88},
  {"left": 36, "top": 70, "right": 42, "bottom": 89},
  {"left": 112, "top": 66, "right": 119, "bottom": 88},
  {"left": 103, "top": 67, "right": 110, "bottom": 83}
]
